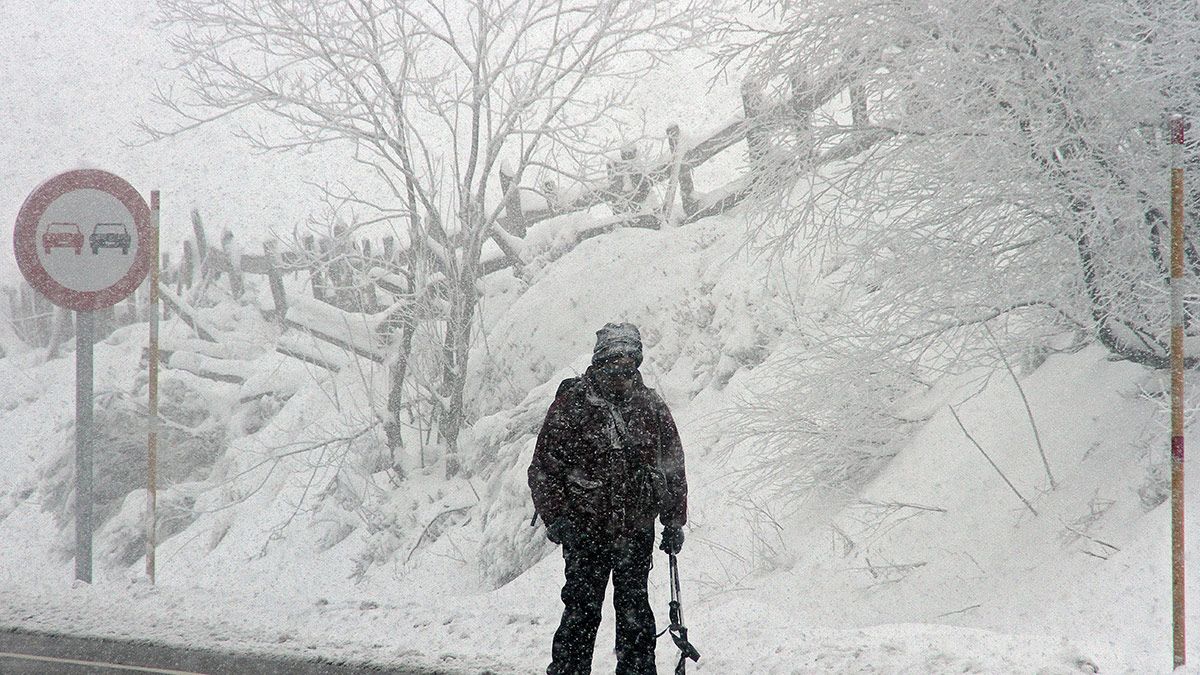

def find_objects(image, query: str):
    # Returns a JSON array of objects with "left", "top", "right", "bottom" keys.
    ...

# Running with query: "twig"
[
  {"left": 857, "top": 499, "right": 947, "bottom": 513},
  {"left": 984, "top": 323, "right": 1056, "bottom": 489},
  {"left": 186, "top": 422, "right": 379, "bottom": 515},
  {"left": 949, "top": 405, "right": 1038, "bottom": 516},
  {"left": 694, "top": 536, "right": 750, "bottom": 566},
  {"left": 859, "top": 558, "right": 927, "bottom": 585},
  {"left": 1063, "top": 524, "right": 1120, "bottom": 552},
  {"left": 405, "top": 506, "right": 471, "bottom": 564},
  {"left": 830, "top": 523, "right": 856, "bottom": 556},
  {"left": 936, "top": 603, "right": 982, "bottom": 618}
]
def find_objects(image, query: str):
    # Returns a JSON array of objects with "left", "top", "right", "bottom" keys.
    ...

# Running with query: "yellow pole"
[
  {"left": 147, "top": 190, "right": 160, "bottom": 584},
  {"left": 1169, "top": 114, "right": 1187, "bottom": 670}
]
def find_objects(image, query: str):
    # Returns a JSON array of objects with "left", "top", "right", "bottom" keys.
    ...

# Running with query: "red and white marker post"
[
  {"left": 12, "top": 169, "right": 154, "bottom": 584},
  {"left": 1169, "top": 114, "right": 1187, "bottom": 671}
]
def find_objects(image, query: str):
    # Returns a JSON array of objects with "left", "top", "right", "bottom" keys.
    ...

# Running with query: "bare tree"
[{"left": 147, "top": 0, "right": 708, "bottom": 476}]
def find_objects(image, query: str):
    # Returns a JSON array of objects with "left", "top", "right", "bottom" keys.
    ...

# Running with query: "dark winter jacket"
[{"left": 528, "top": 367, "right": 687, "bottom": 538}]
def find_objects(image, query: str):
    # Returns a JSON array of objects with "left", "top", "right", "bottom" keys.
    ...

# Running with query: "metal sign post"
[
  {"left": 74, "top": 310, "right": 94, "bottom": 584},
  {"left": 147, "top": 190, "right": 160, "bottom": 584},
  {"left": 12, "top": 169, "right": 152, "bottom": 584},
  {"left": 148, "top": 186, "right": 163, "bottom": 581},
  {"left": 1169, "top": 114, "right": 1187, "bottom": 671}
]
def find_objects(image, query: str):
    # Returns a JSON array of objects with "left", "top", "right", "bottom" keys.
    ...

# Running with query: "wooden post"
[
  {"left": 189, "top": 211, "right": 211, "bottom": 302},
  {"left": 604, "top": 158, "right": 622, "bottom": 213},
  {"left": 499, "top": 166, "right": 528, "bottom": 237},
  {"left": 543, "top": 180, "right": 559, "bottom": 214},
  {"left": 191, "top": 211, "right": 209, "bottom": 291},
  {"left": 191, "top": 210, "right": 208, "bottom": 262},
  {"left": 303, "top": 234, "right": 326, "bottom": 300},
  {"left": 180, "top": 240, "right": 194, "bottom": 292},
  {"left": 359, "top": 238, "right": 378, "bottom": 312},
  {"left": 850, "top": 83, "right": 869, "bottom": 127},
  {"left": 665, "top": 124, "right": 698, "bottom": 221},
  {"left": 742, "top": 79, "right": 768, "bottom": 169},
  {"left": 327, "top": 229, "right": 356, "bottom": 309},
  {"left": 606, "top": 146, "right": 651, "bottom": 216},
  {"left": 624, "top": 146, "right": 651, "bottom": 209},
  {"left": 263, "top": 240, "right": 288, "bottom": 320},
  {"left": 1169, "top": 113, "right": 1187, "bottom": 671},
  {"left": 382, "top": 236, "right": 396, "bottom": 265},
  {"left": 160, "top": 253, "right": 171, "bottom": 319},
  {"left": 316, "top": 239, "right": 334, "bottom": 304},
  {"left": 789, "top": 67, "right": 813, "bottom": 134},
  {"left": 221, "top": 230, "right": 244, "bottom": 298},
  {"left": 789, "top": 66, "right": 819, "bottom": 168}
]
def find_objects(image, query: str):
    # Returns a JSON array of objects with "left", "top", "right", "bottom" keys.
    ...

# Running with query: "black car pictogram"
[{"left": 90, "top": 222, "right": 132, "bottom": 255}]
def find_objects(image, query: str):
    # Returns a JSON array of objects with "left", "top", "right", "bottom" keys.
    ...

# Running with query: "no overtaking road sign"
[
  {"left": 12, "top": 168, "right": 157, "bottom": 585},
  {"left": 13, "top": 169, "right": 152, "bottom": 310}
]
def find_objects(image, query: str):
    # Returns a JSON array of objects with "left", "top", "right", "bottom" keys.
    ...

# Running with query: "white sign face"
[
  {"left": 13, "top": 169, "right": 151, "bottom": 311},
  {"left": 35, "top": 188, "right": 140, "bottom": 292}
]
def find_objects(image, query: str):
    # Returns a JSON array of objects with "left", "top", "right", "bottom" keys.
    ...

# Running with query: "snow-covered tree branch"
[
  {"left": 148, "top": 0, "right": 710, "bottom": 476},
  {"left": 715, "top": 0, "right": 1200, "bottom": 497}
]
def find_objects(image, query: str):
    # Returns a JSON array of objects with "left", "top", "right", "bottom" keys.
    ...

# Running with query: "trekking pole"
[{"left": 667, "top": 553, "right": 700, "bottom": 674}]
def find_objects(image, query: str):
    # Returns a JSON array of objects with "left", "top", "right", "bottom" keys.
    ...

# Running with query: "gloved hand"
[
  {"left": 660, "top": 525, "right": 684, "bottom": 554},
  {"left": 546, "top": 519, "right": 578, "bottom": 547}
]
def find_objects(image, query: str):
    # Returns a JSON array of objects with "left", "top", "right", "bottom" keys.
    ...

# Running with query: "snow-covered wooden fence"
[{"left": 3, "top": 71, "right": 866, "bottom": 374}]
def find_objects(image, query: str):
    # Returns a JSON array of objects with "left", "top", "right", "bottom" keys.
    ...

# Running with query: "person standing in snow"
[{"left": 529, "top": 322, "right": 688, "bottom": 675}]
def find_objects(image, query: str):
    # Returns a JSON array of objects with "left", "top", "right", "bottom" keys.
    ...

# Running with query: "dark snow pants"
[{"left": 548, "top": 527, "right": 657, "bottom": 675}]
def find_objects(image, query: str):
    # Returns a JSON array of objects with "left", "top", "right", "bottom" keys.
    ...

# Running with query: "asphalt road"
[{"left": 0, "top": 628, "right": 451, "bottom": 674}]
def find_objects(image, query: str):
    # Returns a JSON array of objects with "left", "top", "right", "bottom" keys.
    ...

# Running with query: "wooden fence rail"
[{"left": 5, "top": 70, "right": 878, "bottom": 368}]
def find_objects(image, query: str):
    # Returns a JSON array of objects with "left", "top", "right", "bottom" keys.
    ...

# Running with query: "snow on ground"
[{"left": 1, "top": 211, "right": 1197, "bottom": 674}]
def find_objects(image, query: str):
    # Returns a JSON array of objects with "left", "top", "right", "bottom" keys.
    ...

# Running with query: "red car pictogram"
[{"left": 42, "top": 222, "right": 84, "bottom": 255}]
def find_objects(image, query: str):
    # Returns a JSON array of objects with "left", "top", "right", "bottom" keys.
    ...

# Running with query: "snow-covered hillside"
[{"left": 1, "top": 208, "right": 1196, "bottom": 673}]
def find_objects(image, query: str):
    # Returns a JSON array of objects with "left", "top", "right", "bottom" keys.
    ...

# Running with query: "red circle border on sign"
[{"left": 13, "top": 169, "right": 152, "bottom": 312}]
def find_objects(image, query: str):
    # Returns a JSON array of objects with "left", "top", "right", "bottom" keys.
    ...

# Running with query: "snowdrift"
[{"left": 1, "top": 205, "right": 1196, "bottom": 673}]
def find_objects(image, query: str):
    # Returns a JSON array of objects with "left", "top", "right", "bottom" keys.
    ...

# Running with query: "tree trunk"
[
  {"left": 440, "top": 283, "right": 476, "bottom": 479},
  {"left": 438, "top": 207, "right": 489, "bottom": 479},
  {"left": 384, "top": 267, "right": 418, "bottom": 461}
]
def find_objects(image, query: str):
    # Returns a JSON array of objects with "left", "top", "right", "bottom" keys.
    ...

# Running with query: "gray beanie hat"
[{"left": 592, "top": 322, "right": 643, "bottom": 366}]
